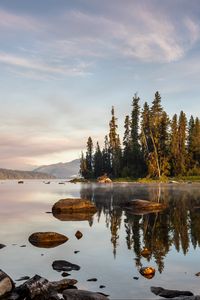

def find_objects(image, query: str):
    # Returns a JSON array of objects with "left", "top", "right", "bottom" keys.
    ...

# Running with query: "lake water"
[{"left": 0, "top": 180, "right": 200, "bottom": 299}]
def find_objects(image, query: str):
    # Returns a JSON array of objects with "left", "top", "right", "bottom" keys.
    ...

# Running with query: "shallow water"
[{"left": 0, "top": 180, "right": 200, "bottom": 299}]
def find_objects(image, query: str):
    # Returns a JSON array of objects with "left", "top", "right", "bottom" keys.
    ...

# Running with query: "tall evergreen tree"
[
  {"left": 130, "top": 93, "right": 143, "bottom": 177},
  {"left": 109, "top": 106, "right": 122, "bottom": 177},
  {"left": 85, "top": 136, "right": 94, "bottom": 178},
  {"left": 93, "top": 142, "right": 103, "bottom": 178},
  {"left": 102, "top": 135, "right": 112, "bottom": 175},
  {"left": 177, "top": 111, "right": 187, "bottom": 175},
  {"left": 170, "top": 114, "right": 179, "bottom": 176},
  {"left": 122, "top": 115, "right": 131, "bottom": 176},
  {"left": 80, "top": 152, "right": 87, "bottom": 178}
]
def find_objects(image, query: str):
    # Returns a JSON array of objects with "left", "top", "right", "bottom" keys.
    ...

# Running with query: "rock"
[
  {"left": 0, "top": 244, "right": 6, "bottom": 249},
  {"left": 0, "top": 269, "right": 15, "bottom": 298},
  {"left": 20, "top": 245, "right": 26, "bottom": 247},
  {"left": 52, "top": 198, "right": 97, "bottom": 214},
  {"left": 139, "top": 267, "right": 155, "bottom": 279},
  {"left": 14, "top": 275, "right": 77, "bottom": 299},
  {"left": 151, "top": 286, "right": 194, "bottom": 298},
  {"left": 15, "top": 276, "right": 30, "bottom": 281},
  {"left": 141, "top": 248, "right": 151, "bottom": 258},
  {"left": 29, "top": 232, "right": 68, "bottom": 248},
  {"left": 125, "top": 199, "right": 167, "bottom": 214},
  {"left": 133, "top": 277, "right": 139, "bottom": 280},
  {"left": 99, "top": 285, "right": 105, "bottom": 289},
  {"left": 74, "top": 250, "right": 80, "bottom": 254},
  {"left": 87, "top": 278, "right": 97, "bottom": 282},
  {"left": 97, "top": 175, "right": 112, "bottom": 183},
  {"left": 53, "top": 211, "right": 95, "bottom": 222},
  {"left": 52, "top": 260, "right": 80, "bottom": 272},
  {"left": 18, "top": 181, "right": 24, "bottom": 184},
  {"left": 195, "top": 272, "right": 200, "bottom": 276},
  {"left": 63, "top": 289, "right": 109, "bottom": 299},
  {"left": 167, "top": 297, "right": 200, "bottom": 300},
  {"left": 75, "top": 231, "right": 83, "bottom": 240},
  {"left": 61, "top": 272, "right": 71, "bottom": 277}
]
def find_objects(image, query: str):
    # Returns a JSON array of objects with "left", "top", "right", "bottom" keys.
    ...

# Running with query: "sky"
[{"left": 0, "top": 0, "right": 200, "bottom": 170}]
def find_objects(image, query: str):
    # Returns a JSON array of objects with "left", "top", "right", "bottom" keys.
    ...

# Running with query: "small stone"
[
  {"left": 139, "top": 267, "right": 155, "bottom": 279},
  {"left": 99, "top": 285, "right": 105, "bottom": 289},
  {"left": 62, "top": 272, "right": 71, "bottom": 277},
  {"left": 0, "top": 244, "right": 6, "bottom": 249},
  {"left": 75, "top": 231, "right": 83, "bottom": 240},
  {"left": 133, "top": 277, "right": 139, "bottom": 280},
  {"left": 20, "top": 245, "right": 26, "bottom": 247},
  {"left": 87, "top": 278, "right": 97, "bottom": 282},
  {"left": 195, "top": 272, "right": 200, "bottom": 276},
  {"left": 74, "top": 251, "right": 80, "bottom": 254},
  {"left": 52, "top": 260, "right": 80, "bottom": 272}
]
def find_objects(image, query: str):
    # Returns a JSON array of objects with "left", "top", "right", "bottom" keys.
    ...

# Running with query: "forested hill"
[{"left": 0, "top": 168, "right": 55, "bottom": 179}]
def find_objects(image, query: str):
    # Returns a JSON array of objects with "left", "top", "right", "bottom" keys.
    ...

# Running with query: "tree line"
[{"left": 80, "top": 91, "right": 200, "bottom": 179}]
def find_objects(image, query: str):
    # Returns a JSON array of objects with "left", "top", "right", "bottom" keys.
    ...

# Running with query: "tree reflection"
[{"left": 80, "top": 183, "right": 200, "bottom": 273}]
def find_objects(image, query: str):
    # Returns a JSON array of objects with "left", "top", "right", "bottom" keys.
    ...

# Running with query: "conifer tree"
[
  {"left": 122, "top": 115, "right": 131, "bottom": 176},
  {"left": 80, "top": 152, "right": 87, "bottom": 178},
  {"left": 93, "top": 142, "right": 103, "bottom": 178},
  {"left": 177, "top": 111, "right": 187, "bottom": 175},
  {"left": 130, "top": 93, "right": 143, "bottom": 177},
  {"left": 102, "top": 135, "right": 112, "bottom": 175},
  {"left": 170, "top": 114, "right": 179, "bottom": 176},
  {"left": 109, "top": 106, "right": 122, "bottom": 177},
  {"left": 85, "top": 136, "right": 94, "bottom": 178}
]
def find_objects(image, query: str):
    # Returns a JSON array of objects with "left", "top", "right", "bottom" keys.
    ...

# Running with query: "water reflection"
[{"left": 80, "top": 183, "right": 200, "bottom": 274}]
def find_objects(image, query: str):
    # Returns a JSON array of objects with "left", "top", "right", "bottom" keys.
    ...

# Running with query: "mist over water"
[{"left": 0, "top": 180, "right": 200, "bottom": 299}]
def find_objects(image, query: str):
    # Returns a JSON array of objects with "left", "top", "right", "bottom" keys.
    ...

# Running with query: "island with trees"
[{"left": 80, "top": 91, "right": 200, "bottom": 181}]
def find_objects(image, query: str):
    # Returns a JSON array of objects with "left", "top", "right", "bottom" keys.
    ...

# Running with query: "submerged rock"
[
  {"left": 139, "top": 267, "right": 155, "bottom": 279},
  {"left": 151, "top": 286, "right": 194, "bottom": 298},
  {"left": 0, "top": 269, "right": 15, "bottom": 298},
  {"left": 75, "top": 231, "right": 83, "bottom": 240},
  {"left": 29, "top": 232, "right": 68, "bottom": 248},
  {"left": 15, "top": 276, "right": 30, "bottom": 282},
  {"left": 18, "top": 181, "right": 24, "bottom": 184},
  {"left": 52, "top": 198, "right": 97, "bottom": 214},
  {"left": 125, "top": 199, "right": 167, "bottom": 214},
  {"left": 63, "top": 289, "right": 109, "bottom": 299},
  {"left": 52, "top": 260, "right": 80, "bottom": 272},
  {"left": 87, "top": 278, "right": 97, "bottom": 282},
  {"left": 53, "top": 211, "right": 95, "bottom": 222}
]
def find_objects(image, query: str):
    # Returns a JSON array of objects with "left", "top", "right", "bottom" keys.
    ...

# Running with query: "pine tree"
[
  {"left": 130, "top": 93, "right": 143, "bottom": 177},
  {"left": 177, "top": 111, "right": 187, "bottom": 175},
  {"left": 85, "top": 136, "right": 94, "bottom": 178},
  {"left": 122, "top": 115, "right": 131, "bottom": 176},
  {"left": 140, "top": 102, "right": 151, "bottom": 175},
  {"left": 80, "top": 152, "right": 87, "bottom": 178},
  {"left": 109, "top": 106, "right": 122, "bottom": 177},
  {"left": 93, "top": 142, "right": 103, "bottom": 178},
  {"left": 102, "top": 135, "right": 112, "bottom": 175},
  {"left": 170, "top": 114, "right": 179, "bottom": 176}
]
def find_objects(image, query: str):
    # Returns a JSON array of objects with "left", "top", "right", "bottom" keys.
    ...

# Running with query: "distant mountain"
[
  {"left": 0, "top": 168, "right": 55, "bottom": 180},
  {"left": 34, "top": 159, "right": 80, "bottom": 179}
]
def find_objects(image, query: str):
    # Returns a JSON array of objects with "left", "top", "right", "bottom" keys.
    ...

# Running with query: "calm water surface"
[{"left": 0, "top": 180, "right": 200, "bottom": 299}]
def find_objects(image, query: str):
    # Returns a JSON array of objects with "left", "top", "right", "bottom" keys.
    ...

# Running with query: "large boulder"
[
  {"left": 140, "top": 267, "right": 155, "bottom": 279},
  {"left": 63, "top": 289, "right": 109, "bottom": 300},
  {"left": 0, "top": 270, "right": 15, "bottom": 298},
  {"left": 52, "top": 198, "right": 97, "bottom": 214},
  {"left": 29, "top": 232, "right": 68, "bottom": 248}
]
